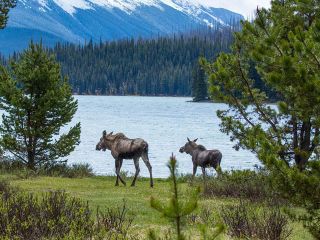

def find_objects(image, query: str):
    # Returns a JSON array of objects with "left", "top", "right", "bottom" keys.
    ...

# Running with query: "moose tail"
[{"left": 143, "top": 142, "right": 149, "bottom": 153}]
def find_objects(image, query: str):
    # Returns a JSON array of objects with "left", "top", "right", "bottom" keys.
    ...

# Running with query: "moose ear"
[
  {"left": 193, "top": 138, "right": 198, "bottom": 142},
  {"left": 103, "top": 130, "right": 107, "bottom": 136},
  {"left": 107, "top": 131, "right": 113, "bottom": 137},
  {"left": 187, "top": 137, "right": 191, "bottom": 142}
]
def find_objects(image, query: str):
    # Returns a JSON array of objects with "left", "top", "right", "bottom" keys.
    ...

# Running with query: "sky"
[{"left": 201, "top": 0, "right": 271, "bottom": 17}]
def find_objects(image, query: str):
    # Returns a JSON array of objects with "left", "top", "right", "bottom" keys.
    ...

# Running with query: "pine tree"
[
  {"left": 205, "top": 0, "right": 320, "bottom": 170},
  {"left": 47, "top": 26, "right": 238, "bottom": 97},
  {"left": 149, "top": 154, "right": 224, "bottom": 240},
  {"left": 192, "top": 60, "right": 208, "bottom": 102},
  {"left": 204, "top": 0, "right": 320, "bottom": 237},
  {"left": 0, "top": 42, "right": 81, "bottom": 169},
  {"left": 0, "top": 0, "right": 16, "bottom": 29}
]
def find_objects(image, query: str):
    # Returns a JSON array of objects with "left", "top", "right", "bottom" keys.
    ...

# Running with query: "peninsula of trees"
[{"left": 51, "top": 27, "right": 236, "bottom": 96}]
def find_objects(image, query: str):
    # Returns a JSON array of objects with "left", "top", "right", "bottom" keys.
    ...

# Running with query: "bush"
[
  {"left": 96, "top": 201, "right": 137, "bottom": 240},
  {"left": 0, "top": 181, "right": 136, "bottom": 240},
  {"left": 0, "top": 189, "right": 95, "bottom": 239},
  {"left": 0, "top": 180, "right": 16, "bottom": 201},
  {"left": 203, "top": 169, "right": 276, "bottom": 202},
  {"left": 268, "top": 161, "right": 320, "bottom": 238},
  {"left": 302, "top": 208, "right": 320, "bottom": 239},
  {"left": 39, "top": 163, "right": 94, "bottom": 178},
  {"left": 187, "top": 206, "right": 216, "bottom": 226},
  {"left": 0, "top": 158, "right": 26, "bottom": 173},
  {"left": 0, "top": 158, "right": 94, "bottom": 178},
  {"left": 286, "top": 206, "right": 320, "bottom": 239},
  {"left": 221, "top": 201, "right": 292, "bottom": 240}
]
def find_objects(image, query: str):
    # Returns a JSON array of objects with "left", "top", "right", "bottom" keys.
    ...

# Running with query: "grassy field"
[{"left": 0, "top": 174, "right": 314, "bottom": 239}]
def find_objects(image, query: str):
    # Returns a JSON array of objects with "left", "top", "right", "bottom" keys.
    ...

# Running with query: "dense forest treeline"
[
  {"left": 50, "top": 26, "right": 237, "bottom": 96},
  {"left": 0, "top": 24, "right": 278, "bottom": 99}
]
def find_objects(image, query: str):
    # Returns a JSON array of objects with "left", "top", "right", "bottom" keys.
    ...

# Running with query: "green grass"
[{"left": 1, "top": 174, "right": 315, "bottom": 240}]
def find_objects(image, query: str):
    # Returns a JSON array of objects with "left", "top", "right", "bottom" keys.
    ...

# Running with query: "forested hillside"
[{"left": 51, "top": 27, "right": 236, "bottom": 96}]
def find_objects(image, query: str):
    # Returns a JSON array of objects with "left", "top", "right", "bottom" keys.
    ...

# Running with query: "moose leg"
[
  {"left": 141, "top": 153, "right": 153, "bottom": 188},
  {"left": 115, "top": 159, "right": 120, "bottom": 186},
  {"left": 202, "top": 167, "right": 206, "bottom": 182},
  {"left": 192, "top": 165, "right": 197, "bottom": 178},
  {"left": 115, "top": 158, "right": 124, "bottom": 186},
  {"left": 115, "top": 158, "right": 126, "bottom": 186},
  {"left": 131, "top": 158, "right": 140, "bottom": 187}
]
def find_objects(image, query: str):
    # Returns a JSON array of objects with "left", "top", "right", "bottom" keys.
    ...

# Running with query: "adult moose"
[
  {"left": 96, "top": 131, "right": 154, "bottom": 187},
  {"left": 179, "top": 138, "right": 222, "bottom": 180}
]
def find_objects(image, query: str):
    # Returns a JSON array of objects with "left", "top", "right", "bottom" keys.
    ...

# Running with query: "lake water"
[{"left": 67, "top": 96, "right": 259, "bottom": 178}]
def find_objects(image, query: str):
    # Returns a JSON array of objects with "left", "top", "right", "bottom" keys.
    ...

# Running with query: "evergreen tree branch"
[
  {"left": 235, "top": 49, "right": 280, "bottom": 136},
  {"left": 297, "top": 27, "right": 320, "bottom": 69},
  {"left": 256, "top": 7, "right": 284, "bottom": 57}
]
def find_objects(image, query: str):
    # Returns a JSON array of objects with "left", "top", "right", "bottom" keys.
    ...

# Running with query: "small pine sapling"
[{"left": 149, "top": 154, "right": 224, "bottom": 240}]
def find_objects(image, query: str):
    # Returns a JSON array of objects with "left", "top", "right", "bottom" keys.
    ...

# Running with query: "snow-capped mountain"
[{"left": 0, "top": 0, "right": 243, "bottom": 55}]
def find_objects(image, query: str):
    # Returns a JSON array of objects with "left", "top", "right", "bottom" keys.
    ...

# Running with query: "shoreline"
[
  {"left": 73, "top": 94, "right": 224, "bottom": 103},
  {"left": 74, "top": 95, "right": 277, "bottom": 104},
  {"left": 73, "top": 94, "right": 192, "bottom": 98}
]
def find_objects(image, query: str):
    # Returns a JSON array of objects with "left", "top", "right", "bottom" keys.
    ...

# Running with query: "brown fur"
[
  {"left": 96, "top": 131, "right": 153, "bottom": 187},
  {"left": 179, "top": 138, "right": 222, "bottom": 180}
]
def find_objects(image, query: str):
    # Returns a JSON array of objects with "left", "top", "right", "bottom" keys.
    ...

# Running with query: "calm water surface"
[{"left": 67, "top": 96, "right": 259, "bottom": 178}]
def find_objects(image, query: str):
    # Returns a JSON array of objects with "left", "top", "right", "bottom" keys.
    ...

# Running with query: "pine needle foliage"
[
  {"left": 203, "top": 0, "right": 320, "bottom": 237},
  {"left": 192, "top": 59, "right": 208, "bottom": 102},
  {"left": 204, "top": 0, "right": 320, "bottom": 170},
  {"left": 149, "top": 154, "right": 224, "bottom": 240},
  {"left": 0, "top": 42, "right": 81, "bottom": 169},
  {"left": 0, "top": 0, "right": 16, "bottom": 29},
  {"left": 150, "top": 155, "right": 198, "bottom": 240}
]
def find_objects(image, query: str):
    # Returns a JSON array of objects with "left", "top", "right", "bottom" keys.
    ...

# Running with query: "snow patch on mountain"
[
  {"left": 162, "top": 0, "right": 227, "bottom": 25},
  {"left": 1, "top": 0, "right": 243, "bottom": 55},
  {"left": 52, "top": 0, "right": 91, "bottom": 14},
  {"left": 90, "top": 0, "right": 160, "bottom": 13},
  {"left": 29, "top": 0, "right": 236, "bottom": 19},
  {"left": 36, "top": 0, "right": 163, "bottom": 15},
  {"left": 160, "top": 0, "right": 184, "bottom": 11}
]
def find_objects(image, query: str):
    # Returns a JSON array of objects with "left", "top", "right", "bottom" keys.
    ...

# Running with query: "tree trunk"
[
  {"left": 27, "top": 151, "right": 35, "bottom": 170},
  {"left": 26, "top": 110, "right": 35, "bottom": 170},
  {"left": 295, "top": 120, "right": 312, "bottom": 170}
]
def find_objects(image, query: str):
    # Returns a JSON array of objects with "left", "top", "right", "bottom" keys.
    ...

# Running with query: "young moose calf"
[
  {"left": 96, "top": 131, "right": 153, "bottom": 187},
  {"left": 179, "top": 138, "right": 222, "bottom": 180}
]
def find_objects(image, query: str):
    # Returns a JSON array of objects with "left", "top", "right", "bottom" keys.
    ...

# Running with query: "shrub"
[
  {"left": 0, "top": 189, "right": 95, "bottom": 239},
  {"left": 187, "top": 207, "right": 216, "bottom": 226},
  {"left": 96, "top": 201, "right": 137, "bottom": 240},
  {"left": 203, "top": 169, "right": 276, "bottom": 202},
  {"left": 286, "top": 206, "right": 320, "bottom": 239},
  {"left": 39, "top": 163, "right": 94, "bottom": 178},
  {"left": 266, "top": 160, "right": 320, "bottom": 238},
  {"left": 0, "top": 158, "right": 94, "bottom": 178},
  {"left": 0, "top": 158, "right": 26, "bottom": 173},
  {"left": 0, "top": 180, "right": 16, "bottom": 201},
  {"left": 0, "top": 181, "right": 136, "bottom": 239},
  {"left": 0, "top": 180, "right": 11, "bottom": 193},
  {"left": 221, "top": 201, "right": 292, "bottom": 240},
  {"left": 302, "top": 208, "right": 320, "bottom": 239}
]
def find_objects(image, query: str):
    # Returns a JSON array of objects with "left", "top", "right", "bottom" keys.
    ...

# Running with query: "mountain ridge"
[{"left": 0, "top": 0, "right": 243, "bottom": 55}]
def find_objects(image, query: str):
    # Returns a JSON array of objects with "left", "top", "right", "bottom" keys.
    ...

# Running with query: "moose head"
[
  {"left": 179, "top": 138, "right": 198, "bottom": 154},
  {"left": 95, "top": 130, "right": 113, "bottom": 151}
]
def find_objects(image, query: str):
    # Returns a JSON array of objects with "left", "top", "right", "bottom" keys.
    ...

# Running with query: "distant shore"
[
  {"left": 72, "top": 93, "right": 191, "bottom": 98},
  {"left": 72, "top": 94, "right": 217, "bottom": 102},
  {"left": 187, "top": 99, "right": 213, "bottom": 103}
]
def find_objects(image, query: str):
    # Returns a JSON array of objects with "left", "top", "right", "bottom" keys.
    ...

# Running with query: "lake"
[{"left": 67, "top": 96, "right": 259, "bottom": 178}]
